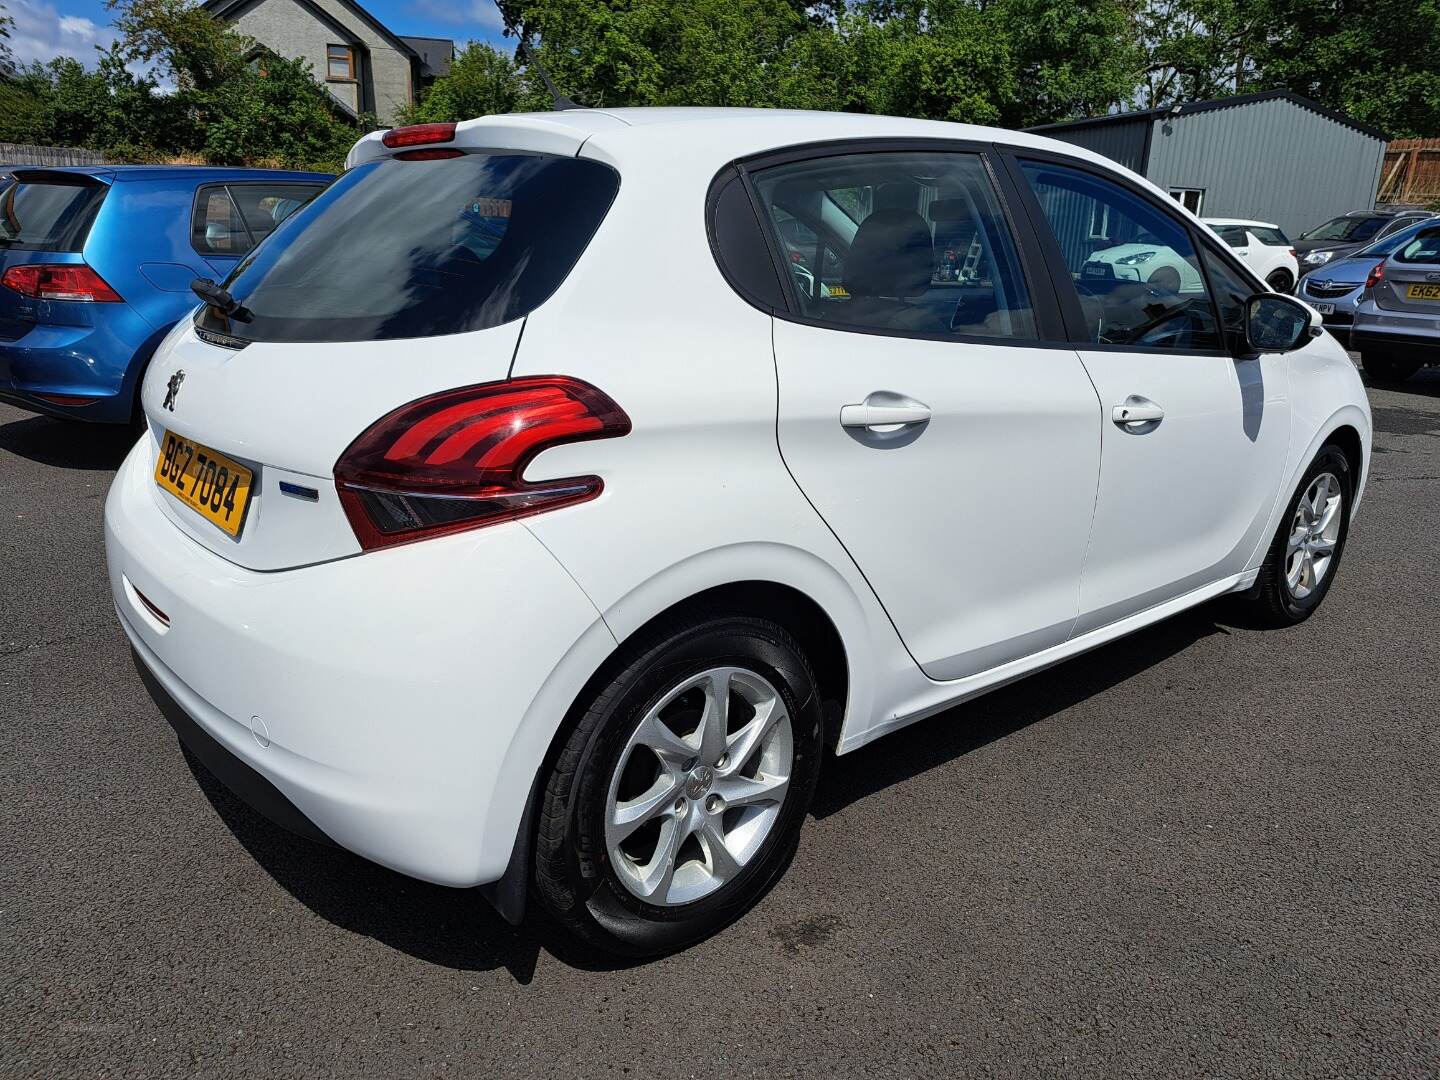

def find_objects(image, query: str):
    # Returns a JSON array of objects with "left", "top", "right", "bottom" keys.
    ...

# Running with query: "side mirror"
[{"left": 1245, "top": 292, "right": 1316, "bottom": 353}]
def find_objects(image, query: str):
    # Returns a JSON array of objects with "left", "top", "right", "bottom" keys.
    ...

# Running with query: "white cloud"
[
  {"left": 409, "top": 0, "right": 505, "bottom": 34},
  {"left": 5, "top": 0, "right": 120, "bottom": 66}
]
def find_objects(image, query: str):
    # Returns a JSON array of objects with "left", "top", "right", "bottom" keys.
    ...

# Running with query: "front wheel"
[
  {"left": 1237, "top": 445, "right": 1353, "bottom": 626},
  {"left": 1361, "top": 353, "right": 1421, "bottom": 382},
  {"left": 1266, "top": 269, "right": 1294, "bottom": 293},
  {"left": 533, "top": 612, "right": 824, "bottom": 957}
]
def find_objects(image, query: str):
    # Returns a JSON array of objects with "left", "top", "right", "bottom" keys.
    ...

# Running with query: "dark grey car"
[{"left": 1295, "top": 209, "right": 1437, "bottom": 275}]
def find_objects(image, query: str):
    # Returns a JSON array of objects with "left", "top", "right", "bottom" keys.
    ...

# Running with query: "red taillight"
[
  {"left": 382, "top": 123, "right": 457, "bottom": 149},
  {"left": 1365, "top": 260, "right": 1386, "bottom": 289},
  {"left": 1288, "top": 248, "right": 1298, "bottom": 259},
  {"left": 334, "top": 376, "right": 631, "bottom": 551},
  {"left": 1, "top": 264, "right": 121, "bottom": 302}
]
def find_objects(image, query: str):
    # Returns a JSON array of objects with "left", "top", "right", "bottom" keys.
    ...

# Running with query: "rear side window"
[
  {"left": 748, "top": 150, "right": 1038, "bottom": 340},
  {"left": 1393, "top": 227, "right": 1440, "bottom": 264},
  {"left": 1250, "top": 226, "right": 1289, "bottom": 246},
  {"left": 0, "top": 175, "right": 107, "bottom": 252},
  {"left": 197, "top": 153, "right": 619, "bottom": 343},
  {"left": 192, "top": 182, "right": 325, "bottom": 257}
]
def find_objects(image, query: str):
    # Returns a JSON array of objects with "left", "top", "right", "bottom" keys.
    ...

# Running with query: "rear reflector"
[
  {"left": 381, "top": 123, "right": 457, "bottom": 149},
  {"left": 1, "top": 264, "right": 122, "bottom": 302},
  {"left": 130, "top": 583, "right": 171, "bottom": 627},
  {"left": 334, "top": 376, "right": 631, "bottom": 551},
  {"left": 34, "top": 393, "right": 99, "bottom": 406}
]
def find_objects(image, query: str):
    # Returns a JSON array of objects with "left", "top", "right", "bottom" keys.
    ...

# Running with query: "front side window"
[
  {"left": 1201, "top": 246, "right": 1259, "bottom": 341},
  {"left": 1213, "top": 225, "right": 1247, "bottom": 248},
  {"left": 749, "top": 151, "right": 1038, "bottom": 340},
  {"left": 196, "top": 152, "right": 618, "bottom": 343},
  {"left": 1021, "top": 160, "right": 1221, "bottom": 351}
]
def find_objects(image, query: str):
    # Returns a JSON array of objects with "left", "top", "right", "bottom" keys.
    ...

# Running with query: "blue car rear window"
[
  {"left": 195, "top": 153, "right": 619, "bottom": 343},
  {"left": 0, "top": 175, "right": 108, "bottom": 252}
]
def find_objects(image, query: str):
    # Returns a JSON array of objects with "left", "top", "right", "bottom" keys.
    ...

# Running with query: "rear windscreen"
[
  {"left": 1250, "top": 226, "right": 1289, "bottom": 246},
  {"left": 0, "top": 176, "right": 107, "bottom": 252},
  {"left": 196, "top": 152, "right": 619, "bottom": 343}
]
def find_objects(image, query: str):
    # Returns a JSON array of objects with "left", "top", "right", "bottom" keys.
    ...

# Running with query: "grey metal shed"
[{"left": 1027, "top": 91, "right": 1389, "bottom": 239}]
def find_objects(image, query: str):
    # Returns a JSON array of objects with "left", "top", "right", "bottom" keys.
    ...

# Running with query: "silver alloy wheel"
[
  {"left": 604, "top": 666, "right": 793, "bottom": 907},
  {"left": 1286, "top": 472, "right": 1343, "bottom": 600}
]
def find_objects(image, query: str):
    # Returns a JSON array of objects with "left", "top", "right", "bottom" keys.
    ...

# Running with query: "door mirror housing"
[{"left": 1244, "top": 293, "right": 1316, "bottom": 353}]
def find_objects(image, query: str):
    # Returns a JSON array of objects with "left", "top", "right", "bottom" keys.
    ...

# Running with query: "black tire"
[
  {"left": 1238, "top": 444, "right": 1354, "bottom": 627},
  {"left": 1266, "top": 269, "right": 1294, "bottom": 293},
  {"left": 1361, "top": 353, "right": 1422, "bottom": 382},
  {"left": 533, "top": 611, "right": 824, "bottom": 957}
]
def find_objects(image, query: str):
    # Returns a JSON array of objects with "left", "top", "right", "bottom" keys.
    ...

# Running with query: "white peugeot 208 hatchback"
[{"left": 105, "top": 108, "right": 1371, "bottom": 956}]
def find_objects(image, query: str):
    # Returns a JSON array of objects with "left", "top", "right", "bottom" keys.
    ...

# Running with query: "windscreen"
[
  {"left": 0, "top": 175, "right": 108, "bottom": 252},
  {"left": 196, "top": 152, "right": 619, "bottom": 343},
  {"left": 1301, "top": 216, "right": 1383, "bottom": 243}
]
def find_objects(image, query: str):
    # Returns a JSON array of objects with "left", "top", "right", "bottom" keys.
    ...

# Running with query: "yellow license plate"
[
  {"left": 153, "top": 429, "right": 254, "bottom": 537},
  {"left": 1405, "top": 283, "right": 1440, "bottom": 301}
]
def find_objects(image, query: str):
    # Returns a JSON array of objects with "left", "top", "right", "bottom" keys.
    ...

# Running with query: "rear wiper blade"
[{"left": 190, "top": 277, "right": 252, "bottom": 323}]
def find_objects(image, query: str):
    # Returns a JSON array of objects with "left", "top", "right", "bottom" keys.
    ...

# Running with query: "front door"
[
  {"left": 749, "top": 147, "right": 1102, "bottom": 682},
  {"left": 1016, "top": 158, "right": 1292, "bottom": 633}
]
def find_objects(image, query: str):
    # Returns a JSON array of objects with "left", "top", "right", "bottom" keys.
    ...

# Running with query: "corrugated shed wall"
[
  {"left": 1143, "top": 98, "right": 1386, "bottom": 237},
  {"left": 1035, "top": 119, "right": 1150, "bottom": 174}
]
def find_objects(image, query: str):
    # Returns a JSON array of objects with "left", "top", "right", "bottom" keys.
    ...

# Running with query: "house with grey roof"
[{"left": 203, "top": 0, "right": 453, "bottom": 126}]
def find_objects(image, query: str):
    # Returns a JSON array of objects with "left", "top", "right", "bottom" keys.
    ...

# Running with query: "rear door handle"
[
  {"left": 840, "top": 397, "right": 932, "bottom": 430},
  {"left": 1112, "top": 396, "right": 1165, "bottom": 428}
]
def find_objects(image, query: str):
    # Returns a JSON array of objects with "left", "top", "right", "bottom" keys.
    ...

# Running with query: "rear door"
[
  {"left": 751, "top": 144, "right": 1102, "bottom": 682},
  {"left": 1011, "top": 154, "right": 1292, "bottom": 633}
]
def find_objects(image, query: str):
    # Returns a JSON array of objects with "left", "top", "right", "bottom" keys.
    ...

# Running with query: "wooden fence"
[
  {"left": 0, "top": 143, "right": 109, "bottom": 167},
  {"left": 1378, "top": 138, "right": 1440, "bottom": 206}
]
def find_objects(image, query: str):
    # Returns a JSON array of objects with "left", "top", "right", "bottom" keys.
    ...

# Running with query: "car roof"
[
  {"left": 349, "top": 106, "right": 1128, "bottom": 175},
  {"left": 2, "top": 164, "right": 332, "bottom": 184},
  {"left": 1204, "top": 218, "right": 1280, "bottom": 229}
]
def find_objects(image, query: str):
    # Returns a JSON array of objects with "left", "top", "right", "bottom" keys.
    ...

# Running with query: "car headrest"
[{"left": 844, "top": 209, "right": 933, "bottom": 299}]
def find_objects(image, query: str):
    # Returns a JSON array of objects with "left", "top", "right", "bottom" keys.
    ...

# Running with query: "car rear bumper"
[
  {"left": 105, "top": 436, "right": 614, "bottom": 888},
  {"left": 0, "top": 310, "right": 155, "bottom": 423},
  {"left": 1352, "top": 328, "right": 1440, "bottom": 357}
]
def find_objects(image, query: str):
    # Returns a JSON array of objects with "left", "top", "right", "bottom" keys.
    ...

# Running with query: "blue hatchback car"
[{"left": 0, "top": 165, "right": 331, "bottom": 425}]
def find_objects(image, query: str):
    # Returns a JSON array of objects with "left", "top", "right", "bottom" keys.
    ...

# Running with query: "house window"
[
  {"left": 1088, "top": 202, "right": 1110, "bottom": 240},
  {"left": 327, "top": 45, "right": 355, "bottom": 81},
  {"left": 1169, "top": 187, "right": 1204, "bottom": 214}
]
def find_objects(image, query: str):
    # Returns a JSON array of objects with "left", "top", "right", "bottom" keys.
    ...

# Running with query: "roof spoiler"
[{"left": 10, "top": 169, "right": 111, "bottom": 186}]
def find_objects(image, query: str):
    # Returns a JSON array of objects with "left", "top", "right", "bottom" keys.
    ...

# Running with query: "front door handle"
[
  {"left": 1112, "top": 396, "right": 1165, "bottom": 428},
  {"left": 840, "top": 396, "right": 932, "bottom": 430}
]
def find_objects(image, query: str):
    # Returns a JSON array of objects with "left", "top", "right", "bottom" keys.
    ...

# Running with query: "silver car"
[
  {"left": 1352, "top": 222, "right": 1440, "bottom": 381},
  {"left": 1299, "top": 219, "right": 1440, "bottom": 347}
]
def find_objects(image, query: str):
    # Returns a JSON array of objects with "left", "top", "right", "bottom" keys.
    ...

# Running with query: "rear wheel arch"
[{"left": 482, "top": 578, "right": 852, "bottom": 927}]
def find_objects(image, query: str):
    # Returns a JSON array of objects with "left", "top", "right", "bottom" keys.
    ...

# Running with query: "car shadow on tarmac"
[
  {"left": 1361, "top": 366, "right": 1440, "bottom": 400},
  {"left": 812, "top": 607, "right": 1229, "bottom": 819},
  {"left": 0, "top": 412, "right": 136, "bottom": 470},
  {"left": 180, "top": 601, "right": 1240, "bottom": 979}
]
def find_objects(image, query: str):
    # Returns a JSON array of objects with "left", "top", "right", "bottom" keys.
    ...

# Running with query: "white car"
[
  {"left": 105, "top": 108, "right": 1371, "bottom": 956},
  {"left": 1081, "top": 239, "right": 1206, "bottom": 295},
  {"left": 1204, "top": 218, "right": 1301, "bottom": 293}
]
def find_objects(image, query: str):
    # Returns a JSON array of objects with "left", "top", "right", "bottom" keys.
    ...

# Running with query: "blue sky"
[{"left": 4, "top": 0, "right": 512, "bottom": 69}]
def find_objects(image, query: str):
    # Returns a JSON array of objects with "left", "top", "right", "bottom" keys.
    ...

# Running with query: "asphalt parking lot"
[{"left": 3, "top": 368, "right": 1439, "bottom": 1079}]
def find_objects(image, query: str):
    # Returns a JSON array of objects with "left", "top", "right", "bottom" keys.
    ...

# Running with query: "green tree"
[
  {"left": 1251, "top": 0, "right": 1440, "bottom": 137},
  {"left": 400, "top": 41, "right": 546, "bottom": 123},
  {"left": 1, "top": 3, "right": 14, "bottom": 78}
]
